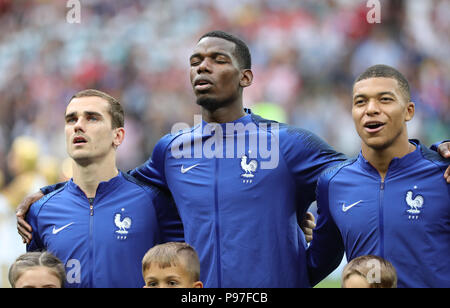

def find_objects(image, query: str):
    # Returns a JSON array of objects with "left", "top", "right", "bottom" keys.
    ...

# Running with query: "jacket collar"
[
  {"left": 357, "top": 139, "right": 422, "bottom": 178},
  {"left": 66, "top": 170, "right": 124, "bottom": 200},
  {"left": 196, "top": 109, "right": 254, "bottom": 137}
]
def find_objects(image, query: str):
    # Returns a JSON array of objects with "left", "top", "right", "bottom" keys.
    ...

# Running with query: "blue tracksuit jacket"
[
  {"left": 131, "top": 110, "right": 347, "bottom": 287},
  {"left": 308, "top": 140, "right": 450, "bottom": 287},
  {"left": 27, "top": 171, "right": 183, "bottom": 288}
]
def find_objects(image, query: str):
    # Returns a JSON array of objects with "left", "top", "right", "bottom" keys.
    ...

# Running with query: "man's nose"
[
  {"left": 74, "top": 118, "right": 86, "bottom": 132},
  {"left": 197, "top": 58, "right": 212, "bottom": 73},
  {"left": 366, "top": 99, "right": 381, "bottom": 115}
]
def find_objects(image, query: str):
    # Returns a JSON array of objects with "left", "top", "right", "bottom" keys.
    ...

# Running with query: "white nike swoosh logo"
[
  {"left": 342, "top": 200, "right": 363, "bottom": 212},
  {"left": 181, "top": 164, "right": 199, "bottom": 174},
  {"left": 52, "top": 222, "right": 74, "bottom": 235}
]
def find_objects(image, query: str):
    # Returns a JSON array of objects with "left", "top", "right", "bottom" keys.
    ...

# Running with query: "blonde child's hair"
[
  {"left": 342, "top": 255, "right": 397, "bottom": 288},
  {"left": 142, "top": 242, "right": 200, "bottom": 282},
  {"left": 9, "top": 251, "right": 66, "bottom": 288}
]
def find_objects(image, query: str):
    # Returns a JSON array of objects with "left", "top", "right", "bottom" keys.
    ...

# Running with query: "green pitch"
[{"left": 314, "top": 279, "right": 341, "bottom": 288}]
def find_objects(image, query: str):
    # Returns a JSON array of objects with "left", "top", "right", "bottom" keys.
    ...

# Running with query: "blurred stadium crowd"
[{"left": 0, "top": 0, "right": 448, "bottom": 287}]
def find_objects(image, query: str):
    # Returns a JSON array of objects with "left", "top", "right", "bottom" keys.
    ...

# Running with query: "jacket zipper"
[
  {"left": 379, "top": 181, "right": 385, "bottom": 258},
  {"left": 88, "top": 197, "right": 94, "bottom": 288},
  {"left": 214, "top": 158, "right": 222, "bottom": 288}
]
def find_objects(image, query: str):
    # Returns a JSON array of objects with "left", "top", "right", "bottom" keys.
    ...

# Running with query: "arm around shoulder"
[
  {"left": 152, "top": 189, "right": 184, "bottom": 243},
  {"left": 279, "top": 127, "right": 347, "bottom": 204},
  {"left": 129, "top": 134, "right": 175, "bottom": 189},
  {"left": 306, "top": 167, "right": 345, "bottom": 287},
  {"left": 25, "top": 199, "right": 45, "bottom": 251}
]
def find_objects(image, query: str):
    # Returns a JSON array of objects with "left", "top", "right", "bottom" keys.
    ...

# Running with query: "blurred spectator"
[
  {"left": 1, "top": 136, "right": 47, "bottom": 209},
  {"left": 0, "top": 136, "right": 55, "bottom": 287}
]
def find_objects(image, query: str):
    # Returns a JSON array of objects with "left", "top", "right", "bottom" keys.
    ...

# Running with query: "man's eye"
[
  {"left": 88, "top": 116, "right": 98, "bottom": 121},
  {"left": 66, "top": 118, "right": 76, "bottom": 123},
  {"left": 215, "top": 57, "right": 228, "bottom": 63},
  {"left": 380, "top": 97, "right": 393, "bottom": 102},
  {"left": 168, "top": 280, "right": 179, "bottom": 286},
  {"left": 147, "top": 281, "right": 158, "bottom": 287}
]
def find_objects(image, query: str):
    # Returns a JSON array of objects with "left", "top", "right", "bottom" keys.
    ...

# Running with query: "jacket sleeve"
[
  {"left": 26, "top": 202, "right": 45, "bottom": 252},
  {"left": 280, "top": 127, "right": 347, "bottom": 207},
  {"left": 306, "top": 171, "right": 344, "bottom": 287},
  {"left": 129, "top": 134, "right": 173, "bottom": 190},
  {"left": 129, "top": 133, "right": 184, "bottom": 242},
  {"left": 430, "top": 140, "right": 450, "bottom": 152},
  {"left": 40, "top": 182, "right": 67, "bottom": 195},
  {"left": 153, "top": 190, "right": 184, "bottom": 243}
]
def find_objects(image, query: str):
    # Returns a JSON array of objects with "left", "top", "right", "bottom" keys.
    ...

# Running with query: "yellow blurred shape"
[{"left": 9, "top": 136, "right": 40, "bottom": 174}]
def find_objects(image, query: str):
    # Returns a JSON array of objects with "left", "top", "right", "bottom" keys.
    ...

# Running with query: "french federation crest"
[
  {"left": 115, "top": 208, "right": 132, "bottom": 240},
  {"left": 240, "top": 152, "right": 258, "bottom": 184},
  {"left": 405, "top": 190, "right": 424, "bottom": 220}
]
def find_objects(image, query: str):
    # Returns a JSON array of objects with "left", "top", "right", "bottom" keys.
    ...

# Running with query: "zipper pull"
[
  {"left": 380, "top": 181, "right": 385, "bottom": 190},
  {"left": 88, "top": 198, "right": 94, "bottom": 216}
]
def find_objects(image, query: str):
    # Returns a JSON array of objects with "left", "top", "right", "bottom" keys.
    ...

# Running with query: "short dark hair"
[
  {"left": 199, "top": 30, "right": 251, "bottom": 70},
  {"left": 354, "top": 64, "right": 411, "bottom": 102},
  {"left": 69, "top": 89, "right": 124, "bottom": 129}
]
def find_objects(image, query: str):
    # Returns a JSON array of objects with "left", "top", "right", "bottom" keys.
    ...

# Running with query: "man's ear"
[
  {"left": 113, "top": 127, "right": 125, "bottom": 148},
  {"left": 240, "top": 69, "right": 253, "bottom": 88},
  {"left": 405, "top": 102, "right": 415, "bottom": 122},
  {"left": 192, "top": 281, "right": 203, "bottom": 288}
]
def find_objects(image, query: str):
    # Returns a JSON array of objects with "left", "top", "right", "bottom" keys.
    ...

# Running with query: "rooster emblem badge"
[
  {"left": 240, "top": 153, "right": 258, "bottom": 184},
  {"left": 115, "top": 209, "right": 132, "bottom": 239},
  {"left": 405, "top": 190, "right": 424, "bottom": 220}
]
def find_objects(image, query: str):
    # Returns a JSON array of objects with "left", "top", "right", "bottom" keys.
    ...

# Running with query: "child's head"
[
  {"left": 342, "top": 255, "right": 397, "bottom": 288},
  {"left": 9, "top": 251, "right": 66, "bottom": 288},
  {"left": 142, "top": 242, "right": 203, "bottom": 288}
]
